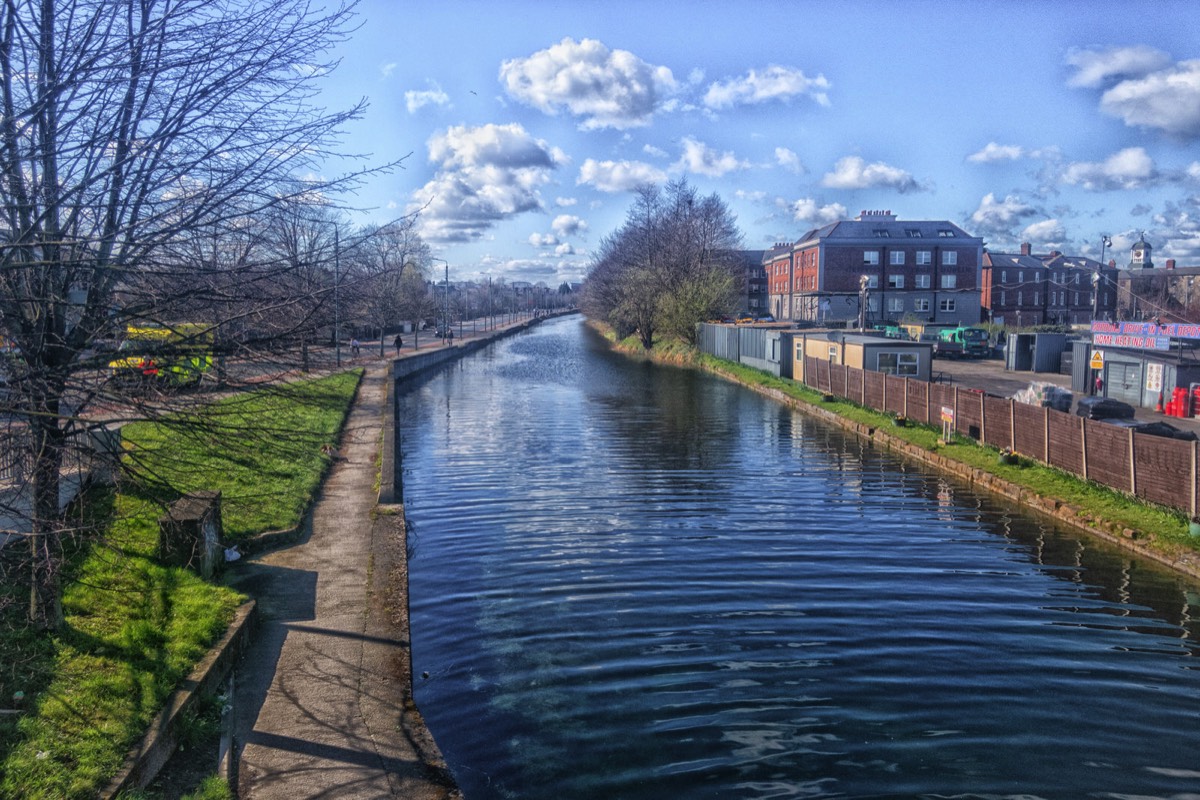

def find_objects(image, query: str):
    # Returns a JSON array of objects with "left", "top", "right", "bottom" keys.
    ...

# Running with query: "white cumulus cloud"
[
  {"left": 791, "top": 198, "right": 847, "bottom": 226},
  {"left": 1020, "top": 219, "right": 1066, "bottom": 247},
  {"left": 1099, "top": 59, "right": 1200, "bottom": 138},
  {"left": 410, "top": 123, "right": 566, "bottom": 243},
  {"left": 677, "top": 137, "right": 749, "bottom": 177},
  {"left": 577, "top": 158, "right": 669, "bottom": 192},
  {"left": 970, "top": 193, "right": 1040, "bottom": 236},
  {"left": 703, "top": 65, "right": 830, "bottom": 109},
  {"left": 499, "top": 37, "right": 677, "bottom": 130},
  {"left": 775, "top": 147, "right": 805, "bottom": 174},
  {"left": 967, "top": 142, "right": 1025, "bottom": 163},
  {"left": 1062, "top": 146, "right": 1158, "bottom": 190},
  {"left": 1065, "top": 45, "right": 1171, "bottom": 88},
  {"left": 551, "top": 214, "right": 587, "bottom": 237},
  {"left": 405, "top": 81, "right": 450, "bottom": 113},
  {"left": 821, "top": 156, "right": 921, "bottom": 192}
]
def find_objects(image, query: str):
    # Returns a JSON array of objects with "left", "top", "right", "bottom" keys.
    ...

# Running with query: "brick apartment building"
[
  {"left": 765, "top": 210, "right": 984, "bottom": 327},
  {"left": 982, "top": 243, "right": 1118, "bottom": 326}
]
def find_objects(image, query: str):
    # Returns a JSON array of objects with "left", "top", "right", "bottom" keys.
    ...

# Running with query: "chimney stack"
[
  {"left": 1020, "top": 242, "right": 1031, "bottom": 256},
  {"left": 1166, "top": 259, "right": 1176, "bottom": 269}
]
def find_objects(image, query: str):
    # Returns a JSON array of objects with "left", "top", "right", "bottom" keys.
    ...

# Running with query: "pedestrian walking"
[
  {"left": 1094, "top": 372, "right": 1104, "bottom": 395},
  {"left": 351, "top": 337, "right": 360, "bottom": 356},
  {"left": 393, "top": 334, "right": 403, "bottom": 354}
]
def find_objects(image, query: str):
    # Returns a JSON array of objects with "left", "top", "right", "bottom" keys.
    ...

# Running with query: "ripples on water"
[{"left": 400, "top": 316, "right": 1200, "bottom": 800}]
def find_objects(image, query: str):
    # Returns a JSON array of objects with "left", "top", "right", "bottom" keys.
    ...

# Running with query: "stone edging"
[{"left": 101, "top": 601, "right": 258, "bottom": 799}]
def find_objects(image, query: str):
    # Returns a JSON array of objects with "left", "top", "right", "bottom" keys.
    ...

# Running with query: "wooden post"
[
  {"left": 1080, "top": 417, "right": 1088, "bottom": 481},
  {"left": 882, "top": 373, "right": 888, "bottom": 412},
  {"left": 1009, "top": 401, "right": 1016, "bottom": 451},
  {"left": 1128, "top": 428, "right": 1137, "bottom": 495},
  {"left": 1192, "top": 441, "right": 1198, "bottom": 519},
  {"left": 953, "top": 387, "right": 960, "bottom": 436},
  {"left": 903, "top": 377, "right": 909, "bottom": 419},
  {"left": 979, "top": 392, "right": 986, "bottom": 444},
  {"left": 1042, "top": 406, "right": 1048, "bottom": 462}
]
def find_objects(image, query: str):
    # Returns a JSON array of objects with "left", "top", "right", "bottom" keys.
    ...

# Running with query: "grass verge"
[{"left": 0, "top": 370, "right": 361, "bottom": 799}]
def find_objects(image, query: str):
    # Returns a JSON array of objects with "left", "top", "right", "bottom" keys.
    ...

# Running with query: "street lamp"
[
  {"left": 1091, "top": 270, "right": 1101, "bottom": 323},
  {"left": 432, "top": 257, "right": 450, "bottom": 344},
  {"left": 333, "top": 225, "right": 341, "bottom": 367},
  {"left": 858, "top": 274, "right": 870, "bottom": 331}
]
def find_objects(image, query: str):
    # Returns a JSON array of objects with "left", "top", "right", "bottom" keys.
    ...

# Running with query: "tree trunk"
[{"left": 28, "top": 411, "right": 65, "bottom": 630}]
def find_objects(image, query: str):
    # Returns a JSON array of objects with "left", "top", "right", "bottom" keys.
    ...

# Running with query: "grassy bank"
[
  {"left": 0, "top": 370, "right": 360, "bottom": 799},
  {"left": 599, "top": 324, "right": 1195, "bottom": 564}
]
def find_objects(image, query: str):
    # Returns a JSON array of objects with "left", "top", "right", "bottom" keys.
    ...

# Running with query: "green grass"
[{"left": 0, "top": 370, "right": 361, "bottom": 799}]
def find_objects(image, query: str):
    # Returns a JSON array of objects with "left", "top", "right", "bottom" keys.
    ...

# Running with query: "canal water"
[{"left": 398, "top": 315, "right": 1200, "bottom": 799}]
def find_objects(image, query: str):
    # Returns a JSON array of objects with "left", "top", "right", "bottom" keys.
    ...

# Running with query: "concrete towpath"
[{"left": 227, "top": 364, "right": 460, "bottom": 799}]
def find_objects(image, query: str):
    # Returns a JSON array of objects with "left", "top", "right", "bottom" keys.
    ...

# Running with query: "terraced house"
[
  {"left": 982, "top": 242, "right": 1118, "bottom": 327},
  {"left": 766, "top": 210, "right": 985, "bottom": 327}
]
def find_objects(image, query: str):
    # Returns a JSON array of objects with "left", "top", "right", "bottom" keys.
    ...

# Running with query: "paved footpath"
[{"left": 228, "top": 365, "right": 460, "bottom": 799}]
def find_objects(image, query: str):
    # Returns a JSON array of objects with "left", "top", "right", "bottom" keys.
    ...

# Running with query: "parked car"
[
  {"left": 1075, "top": 396, "right": 1135, "bottom": 420},
  {"left": 755, "top": 313, "right": 776, "bottom": 323},
  {"left": 1097, "top": 418, "right": 1198, "bottom": 441},
  {"left": 735, "top": 311, "right": 754, "bottom": 324}
]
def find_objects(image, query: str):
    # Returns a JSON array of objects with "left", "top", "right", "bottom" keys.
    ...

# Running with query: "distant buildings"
[
  {"left": 982, "top": 243, "right": 1118, "bottom": 327},
  {"left": 765, "top": 210, "right": 984, "bottom": 327}
]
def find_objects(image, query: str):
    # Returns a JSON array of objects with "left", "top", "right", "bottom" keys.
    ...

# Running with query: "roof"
[{"left": 794, "top": 217, "right": 981, "bottom": 247}]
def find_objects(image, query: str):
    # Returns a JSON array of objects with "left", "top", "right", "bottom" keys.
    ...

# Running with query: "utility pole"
[{"left": 334, "top": 225, "right": 341, "bottom": 367}]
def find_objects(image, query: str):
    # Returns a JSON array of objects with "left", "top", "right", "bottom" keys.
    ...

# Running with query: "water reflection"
[{"left": 400, "top": 316, "right": 1200, "bottom": 800}]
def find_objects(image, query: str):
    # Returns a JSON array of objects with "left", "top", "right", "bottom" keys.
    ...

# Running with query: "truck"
[
  {"left": 108, "top": 324, "right": 214, "bottom": 387},
  {"left": 934, "top": 326, "right": 991, "bottom": 359}
]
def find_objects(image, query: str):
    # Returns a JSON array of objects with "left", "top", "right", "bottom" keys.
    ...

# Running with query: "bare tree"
[
  {"left": 345, "top": 217, "right": 433, "bottom": 354},
  {"left": 582, "top": 180, "right": 743, "bottom": 348},
  {"left": 0, "top": 0, "right": 390, "bottom": 628}
]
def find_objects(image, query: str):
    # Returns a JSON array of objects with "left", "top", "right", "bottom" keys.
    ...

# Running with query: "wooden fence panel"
[
  {"left": 1132, "top": 434, "right": 1193, "bottom": 510},
  {"left": 864, "top": 370, "right": 885, "bottom": 411},
  {"left": 982, "top": 396, "right": 1013, "bottom": 449},
  {"left": 1084, "top": 420, "right": 1133, "bottom": 494},
  {"left": 1046, "top": 411, "right": 1084, "bottom": 475},
  {"left": 930, "top": 384, "right": 955, "bottom": 423},
  {"left": 906, "top": 380, "right": 931, "bottom": 425},
  {"left": 956, "top": 389, "right": 984, "bottom": 441},
  {"left": 1013, "top": 404, "right": 1049, "bottom": 461},
  {"left": 884, "top": 375, "right": 907, "bottom": 417}
]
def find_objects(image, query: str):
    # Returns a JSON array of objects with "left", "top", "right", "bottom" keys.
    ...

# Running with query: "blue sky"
[{"left": 316, "top": 0, "right": 1200, "bottom": 286}]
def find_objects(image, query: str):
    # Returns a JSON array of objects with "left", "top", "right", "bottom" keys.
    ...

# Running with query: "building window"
[
  {"left": 878, "top": 352, "right": 919, "bottom": 376},
  {"left": 941, "top": 274, "right": 957, "bottom": 289},
  {"left": 1018, "top": 271, "right": 1024, "bottom": 282},
  {"left": 888, "top": 297, "right": 904, "bottom": 312},
  {"left": 864, "top": 250, "right": 879, "bottom": 265},
  {"left": 914, "top": 298, "right": 930, "bottom": 312},
  {"left": 1033, "top": 292, "right": 1039, "bottom": 305},
  {"left": 916, "top": 250, "right": 931, "bottom": 265},
  {"left": 867, "top": 297, "right": 879, "bottom": 312},
  {"left": 866, "top": 275, "right": 879, "bottom": 288},
  {"left": 1001, "top": 270, "right": 1007, "bottom": 282},
  {"left": 1000, "top": 290, "right": 1006, "bottom": 305},
  {"left": 1017, "top": 291, "right": 1023, "bottom": 306},
  {"left": 873, "top": 229, "right": 890, "bottom": 237},
  {"left": 942, "top": 251, "right": 958, "bottom": 266},
  {"left": 940, "top": 298, "right": 956, "bottom": 312},
  {"left": 888, "top": 274, "right": 904, "bottom": 289},
  {"left": 915, "top": 274, "right": 930, "bottom": 289},
  {"left": 890, "top": 251, "right": 905, "bottom": 266},
  {"left": 1074, "top": 291, "right": 1079, "bottom": 305},
  {"left": 938, "top": 229, "right": 954, "bottom": 237},
  {"left": 905, "top": 229, "right": 922, "bottom": 238}
]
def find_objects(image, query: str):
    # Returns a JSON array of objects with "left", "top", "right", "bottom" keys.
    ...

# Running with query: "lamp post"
[
  {"left": 432, "top": 257, "right": 449, "bottom": 344},
  {"left": 1091, "top": 270, "right": 1101, "bottom": 323},
  {"left": 858, "top": 274, "right": 870, "bottom": 331}
]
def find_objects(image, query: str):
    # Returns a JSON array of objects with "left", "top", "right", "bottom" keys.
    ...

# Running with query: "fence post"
[
  {"left": 1080, "top": 417, "right": 1088, "bottom": 481},
  {"left": 1192, "top": 440, "right": 1198, "bottom": 519},
  {"left": 903, "top": 377, "right": 909, "bottom": 419},
  {"left": 979, "top": 392, "right": 986, "bottom": 444},
  {"left": 882, "top": 373, "right": 888, "bottom": 412},
  {"left": 953, "top": 386, "right": 960, "bottom": 435},
  {"left": 1042, "top": 406, "right": 1048, "bottom": 462},
  {"left": 1009, "top": 400, "right": 1017, "bottom": 451},
  {"left": 1128, "top": 429, "right": 1136, "bottom": 495}
]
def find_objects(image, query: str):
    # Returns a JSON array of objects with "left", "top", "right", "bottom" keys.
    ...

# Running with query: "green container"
[{"left": 1189, "top": 520, "right": 1200, "bottom": 537}]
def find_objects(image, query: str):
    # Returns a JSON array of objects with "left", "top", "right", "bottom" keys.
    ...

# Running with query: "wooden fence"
[{"left": 802, "top": 356, "right": 1198, "bottom": 518}]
